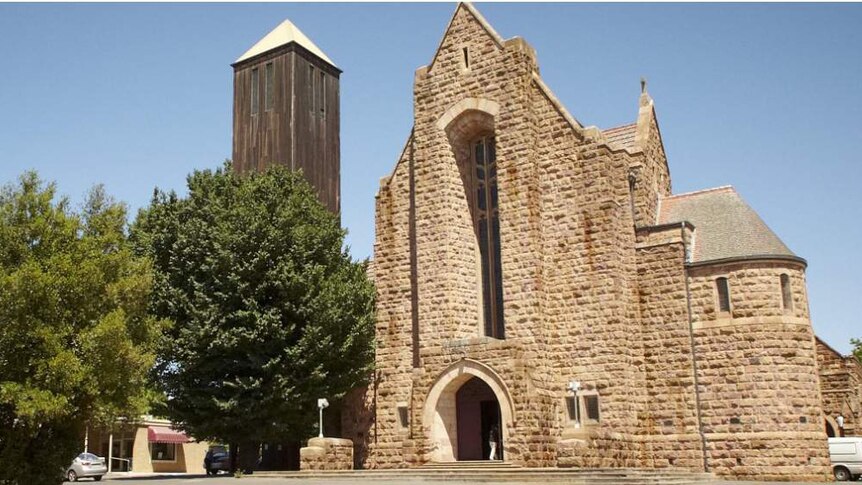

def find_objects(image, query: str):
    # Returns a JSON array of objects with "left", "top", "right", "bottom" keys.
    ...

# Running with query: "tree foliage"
[
  {"left": 131, "top": 163, "right": 374, "bottom": 448},
  {"left": 852, "top": 338, "right": 862, "bottom": 364},
  {"left": 0, "top": 173, "right": 162, "bottom": 485}
]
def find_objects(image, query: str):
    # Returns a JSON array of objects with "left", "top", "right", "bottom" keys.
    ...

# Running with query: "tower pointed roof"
[{"left": 235, "top": 19, "right": 336, "bottom": 68}]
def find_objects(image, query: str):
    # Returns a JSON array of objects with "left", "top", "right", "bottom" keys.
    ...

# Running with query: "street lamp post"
[
  {"left": 317, "top": 398, "right": 329, "bottom": 438},
  {"left": 567, "top": 380, "right": 581, "bottom": 428}
]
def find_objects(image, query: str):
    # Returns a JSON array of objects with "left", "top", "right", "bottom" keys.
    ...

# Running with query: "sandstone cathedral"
[{"left": 337, "top": 4, "right": 859, "bottom": 482}]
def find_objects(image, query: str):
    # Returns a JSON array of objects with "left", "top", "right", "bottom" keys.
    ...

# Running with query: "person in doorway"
[{"left": 488, "top": 423, "right": 500, "bottom": 460}]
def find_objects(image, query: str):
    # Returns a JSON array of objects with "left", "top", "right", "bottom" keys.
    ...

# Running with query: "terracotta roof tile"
[
  {"left": 658, "top": 186, "right": 796, "bottom": 263},
  {"left": 602, "top": 123, "right": 637, "bottom": 151}
]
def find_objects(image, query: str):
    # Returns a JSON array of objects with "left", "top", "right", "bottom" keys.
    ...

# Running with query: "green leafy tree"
[
  {"left": 852, "top": 338, "right": 862, "bottom": 363},
  {"left": 0, "top": 173, "right": 163, "bottom": 485},
  {"left": 131, "top": 163, "right": 374, "bottom": 468}
]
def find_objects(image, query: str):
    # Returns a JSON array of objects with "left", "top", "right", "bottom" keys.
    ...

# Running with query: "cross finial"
[{"left": 640, "top": 77, "right": 647, "bottom": 94}]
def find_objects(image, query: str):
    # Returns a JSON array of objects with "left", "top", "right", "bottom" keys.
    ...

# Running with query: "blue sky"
[{"left": 1, "top": 3, "right": 860, "bottom": 353}]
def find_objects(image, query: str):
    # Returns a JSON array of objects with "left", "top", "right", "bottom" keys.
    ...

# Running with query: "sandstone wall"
[
  {"left": 300, "top": 437, "right": 353, "bottom": 471},
  {"left": 687, "top": 261, "right": 830, "bottom": 481},
  {"left": 816, "top": 338, "right": 862, "bottom": 437},
  {"left": 635, "top": 224, "right": 705, "bottom": 471}
]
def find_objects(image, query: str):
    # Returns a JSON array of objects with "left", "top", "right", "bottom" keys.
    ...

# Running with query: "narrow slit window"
[
  {"left": 397, "top": 405, "right": 409, "bottom": 429},
  {"left": 250, "top": 68, "right": 259, "bottom": 115},
  {"left": 462, "top": 47, "right": 470, "bottom": 69},
  {"left": 309, "top": 65, "right": 315, "bottom": 114},
  {"left": 319, "top": 71, "right": 326, "bottom": 117},
  {"left": 780, "top": 274, "right": 793, "bottom": 311},
  {"left": 716, "top": 277, "right": 731, "bottom": 313},
  {"left": 264, "top": 62, "right": 274, "bottom": 111}
]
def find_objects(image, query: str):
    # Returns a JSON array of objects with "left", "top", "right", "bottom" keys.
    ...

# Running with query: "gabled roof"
[
  {"left": 657, "top": 186, "right": 799, "bottom": 264},
  {"left": 602, "top": 123, "right": 637, "bottom": 151},
  {"left": 427, "top": 3, "right": 504, "bottom": 72},
  {"left": 235, "top": 19, "right": 336, "bottom": 68}
]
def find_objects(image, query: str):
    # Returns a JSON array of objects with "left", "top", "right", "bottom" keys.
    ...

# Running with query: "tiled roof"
[
  {"left": 657, "top": 186, "right": 797, "bottom": 264},
  {"left": 602, "top": 123, "right": 637, "bottom": 151}
]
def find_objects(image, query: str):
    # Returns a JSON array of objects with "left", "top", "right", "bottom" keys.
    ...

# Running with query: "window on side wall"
[
  {"left": 150, "top": 443, "right": 176, "bottom": 461},
  {"left": 565, "top": 392, "right": 600, "bottom": 427},
  {"left": 716, "top": 277, "right": 731, "bottom": 314},
  {"left": 250, "top": 68, "right": 259, "bottom": 115},
  {"left": 583, "top": 394, "right": 600, "bottom": 424},
  {"left": 264, "top": 62, "right": 274, "bottom": 111},
  {"left": 780, "top": 274, "right": 793, "bottom": 312}
]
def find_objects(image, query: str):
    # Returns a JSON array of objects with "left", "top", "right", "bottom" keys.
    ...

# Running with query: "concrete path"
[{"left": 99, "top": 474, "right": 834, "bottom": 485}]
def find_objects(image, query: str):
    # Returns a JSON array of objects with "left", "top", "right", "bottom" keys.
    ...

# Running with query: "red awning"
[{"left": 147, "top": 426, "right": 190, "bottom": 444}]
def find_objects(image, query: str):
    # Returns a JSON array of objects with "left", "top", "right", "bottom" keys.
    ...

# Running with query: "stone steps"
[{"left": 255, "top": 466, "right": 714, "bottom": 484}]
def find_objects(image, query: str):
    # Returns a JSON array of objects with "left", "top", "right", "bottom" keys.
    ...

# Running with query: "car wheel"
[
  {"left": 93, "top": 476, "right": 102, "bottom": 482},
  {"left": 67, "top": 470, "right": 77, "bottom": 482},
  {"left": 835, "top": 467, "right": 851, "bottom": 481}
]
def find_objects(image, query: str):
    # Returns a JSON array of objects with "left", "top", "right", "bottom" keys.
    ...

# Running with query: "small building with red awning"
[{"left": 84, "top": 416, "right": 211, "bottom": 474}]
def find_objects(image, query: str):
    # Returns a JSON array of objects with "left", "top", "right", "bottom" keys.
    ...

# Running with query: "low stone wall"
[{"left": 300, "top": 437, "right": 353, "bottom": 471}]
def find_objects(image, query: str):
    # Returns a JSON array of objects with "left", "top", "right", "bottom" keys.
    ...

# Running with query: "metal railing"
[{"left": 110, "top": 457, "right": 132, "bottom": 472}]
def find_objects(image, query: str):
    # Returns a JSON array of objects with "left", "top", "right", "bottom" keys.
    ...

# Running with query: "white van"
[{"left": 830, "top": 437, "right": 862, "bottom": 481}]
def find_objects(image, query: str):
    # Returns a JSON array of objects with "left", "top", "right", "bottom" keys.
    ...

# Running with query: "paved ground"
[{"left": 97, "top": 474, "right": 833, "bottom": 485}]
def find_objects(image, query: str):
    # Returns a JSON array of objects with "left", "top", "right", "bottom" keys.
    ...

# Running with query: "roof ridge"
[{"left": 664, "top": 185, "right": 735, "bottom": 200}]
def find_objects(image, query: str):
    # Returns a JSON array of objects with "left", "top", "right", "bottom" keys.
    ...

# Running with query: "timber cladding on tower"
[
  {"left": 231, "top": 19, "right": 341, "bottom": 214},
  {"left": 337, "top": 3, "right": 848, "bottom": 481}
]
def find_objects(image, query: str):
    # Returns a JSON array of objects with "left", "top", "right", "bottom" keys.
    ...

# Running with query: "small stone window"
[
  {"left": 462, "top": 47, "right": 470, "bottom": 70},
  {"left": 565, "top": 396, "right": 578, "bottom": 423},
  {"left": 565, "top": 391, "right": 600, "bottom": 427},
  {"left": 250, "top": 67, "right": 259, "bottom": 115},
  {"left": 780, "top": 274, "right": 793, "bottom": 312},
  {"left": 716, "top": 277, "right": 731, "bottom": 314},
  {"left": 397, "top": 404, "right": 409, "bottom": 429},
  {"left": 584, "top": 395, "right": 600, "bottom": 423}
]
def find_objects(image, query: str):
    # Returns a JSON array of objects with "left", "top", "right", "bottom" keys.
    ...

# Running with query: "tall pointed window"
[{"left": 473, "top": 136, "right": 504, "bottom": 339}]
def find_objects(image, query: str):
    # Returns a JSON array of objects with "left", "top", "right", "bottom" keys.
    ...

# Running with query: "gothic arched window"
[{"left": 472, "top": 136, "right": 504, "bottom": 339}]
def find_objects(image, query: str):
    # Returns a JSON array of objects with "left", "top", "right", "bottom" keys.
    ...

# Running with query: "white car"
[
  {"left": 65, "top": 452, "right": 107, "bottom": 482},
  {"left": 830, "top": 437, "right": 862, "bottom": 481}
]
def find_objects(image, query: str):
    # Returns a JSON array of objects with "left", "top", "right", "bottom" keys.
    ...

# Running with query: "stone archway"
[
  {"left": 423, "top": 359, "right": 514, "bottom": 462},
  {"left": 825, "top": 415, "right": 840, "bottom": 438}
]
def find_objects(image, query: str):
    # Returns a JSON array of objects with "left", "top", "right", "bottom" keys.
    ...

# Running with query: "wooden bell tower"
[{"left": 231, "top": 19, "right": 341, "bottom": 214}]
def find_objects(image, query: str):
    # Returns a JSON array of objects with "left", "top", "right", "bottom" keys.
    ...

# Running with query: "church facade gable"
[{"left": 357, "top": 4, "right": 832, "bottom": 481}]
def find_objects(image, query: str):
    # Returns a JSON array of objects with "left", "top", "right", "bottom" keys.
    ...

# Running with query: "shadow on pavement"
[{"left": 109, "top": 475, "right": 211, "bottom": 481}]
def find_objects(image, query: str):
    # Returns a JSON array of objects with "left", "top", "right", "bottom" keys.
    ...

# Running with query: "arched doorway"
[
  {"left": 456, "top": 377, "right": 502, "bottom": 461},
  {"left": 423, "top": 360, "right": 513, "bottom": 463}
]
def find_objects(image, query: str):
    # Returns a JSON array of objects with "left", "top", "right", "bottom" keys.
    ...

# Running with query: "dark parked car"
[
  {"left": 66, "top": 452, "right": 107, "bottom": 482},
  {"left": 204, "top": 447, "right": 230, "bottom": 475}
]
